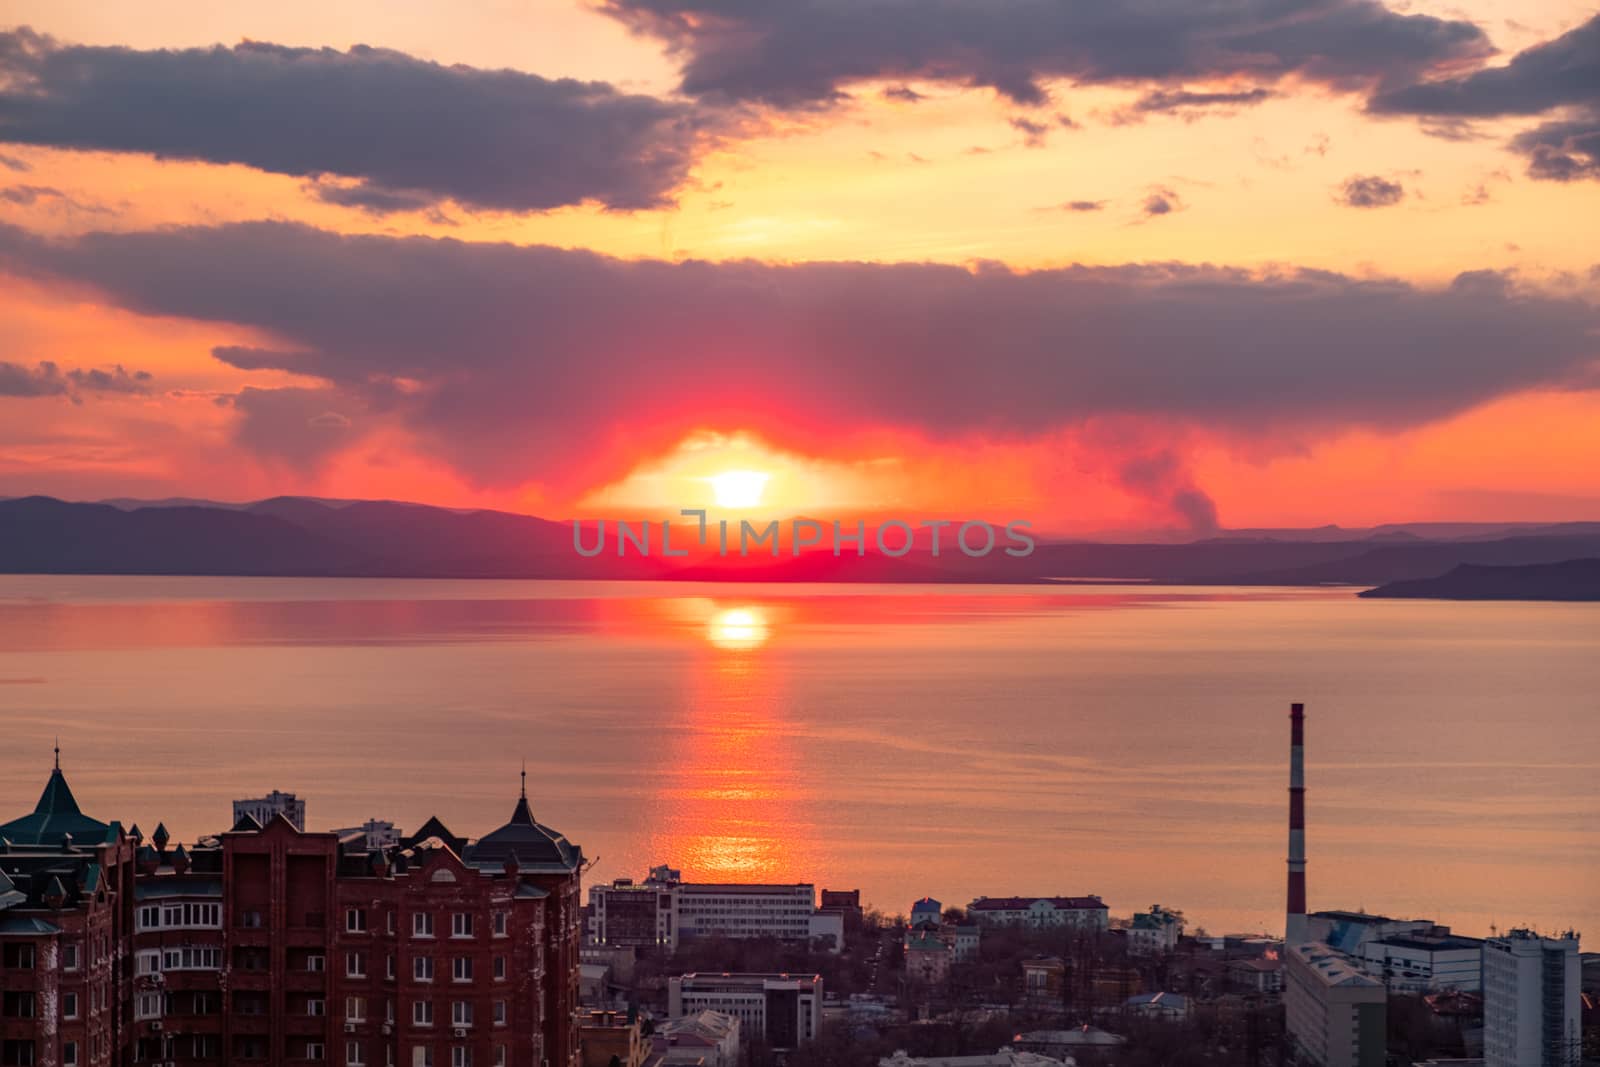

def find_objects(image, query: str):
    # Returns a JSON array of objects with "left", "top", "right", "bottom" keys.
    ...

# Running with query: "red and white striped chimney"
[{"left": 1286, "top": 701, "right": 1308, "bottom": 945}]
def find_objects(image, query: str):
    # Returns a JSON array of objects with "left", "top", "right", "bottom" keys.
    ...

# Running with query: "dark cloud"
[
  {"left": 0, "top": 184, "right": 62, "bottom": 206},
  {"left": 1336, "top": 174, "right": 1405, "bottom": 207},
  {"left": 1370, "top": 14, "right": 1599, "bottom": 117},
  {"left": 1370, "top": 14, "right": 1600, "bottom": 183},
  {"left": 1143, "top": 188, "right": 1182, "bottom": 216},
  {"left": 0, "top": 220, "right": 1595, "bottom": 490},
  {"left": 0, "top": 152, "right": 30, "bottom": 172},
  {"left": 1131, "top": 87, "right": 1275, "bottom": 118},
  {"left": 0, "top": 27, "right": 706, "bottom": 213},
  {"left": 1010, "top": 116, "right": 1050, "bottom": 147},
  {"left": 1064, "top": 200, "right": 1107, "bottom": 212},
  {"left": 597, "top": 0, "right": 1491, "bottom": 107},
  {"left": 1512, "top": 117, "right": 1600, "bottom": 182},
  {"left": 881, "top": 85, "right": 925, "bottom": 103},
  {"left": 0, "top": 360, "right": 152, "bottom": 401},
  {"left": 0, "top": 183, "right": 109, "bottom": 213}
]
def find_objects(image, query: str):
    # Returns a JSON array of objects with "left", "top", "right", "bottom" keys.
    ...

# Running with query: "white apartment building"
[
  {"left": 668, "top": 973, "right": 823, "bottom": 1049},
  {"left": 231, "top": 789, "right": 305, "bottom": 830},
  {"left": 966, "top": 896, "right": 1109, "bottom": 931},
  {"left": 589, "top": 871, "right": 844, "bottom": 953},
  {"left": 1357, "top": 934, "right": 1483, "bottom": 993},
  {"left": 1483, "top": 929, "right": 1581, "bottom": 1067},
  {"left": 1284, "top": 942, "right": 1387, "bottom": 1067}
]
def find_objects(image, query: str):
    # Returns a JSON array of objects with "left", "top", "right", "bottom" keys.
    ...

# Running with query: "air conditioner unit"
[
  {"left": 345, "top": 1023, "right": 357, "bottom": 1033},
  {"left": 453, "top": 1028, "right": 467, "bottom": 1038},
  {"left": 150, "top": 1022, "right": 163, "bottom": 1031}
]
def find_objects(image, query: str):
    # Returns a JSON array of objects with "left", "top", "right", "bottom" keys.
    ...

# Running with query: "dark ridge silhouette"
[
  {"left": 5, "top": 495, "right": 1600, "bottom": 586},
  {"left": 1359, "top": 559, "right": 1600, "bottom": 601}
]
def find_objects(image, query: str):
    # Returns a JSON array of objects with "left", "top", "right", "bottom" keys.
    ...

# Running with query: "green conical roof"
[{"left": 0, "top": 766, "right": 113, "bottom": 847}]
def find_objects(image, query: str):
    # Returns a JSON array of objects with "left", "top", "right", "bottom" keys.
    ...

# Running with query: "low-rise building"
[
  {"left": 230, "top": 789, "right": 306, "bottom": 831},
  {"left": 954, "top": 924, "right": 982, "bottom": 962},
  {"left": 667, "top": 973, "right": 822, "bottom": 1049},
  {"left": 968, "top": 896, "right": 1108, "bottom": 931},
  {"left": 1020, "top": 956, "right": 1065, "bottom": 1008},
  {"left": 905, "top": 934, "right": 952, "bottom": 985},
  {"left": 1126, "top": 905, "right": 1183, "bottom": 956},
  {"left": 654, "top": 1010, "right": 740, "bottom": 1067},
  {"left": 1284, "top": 942, "right": 1387, "bottom": 1067},
  {"left": 331, "top": 818, "right": 402, "bottom": 850},
  {"left": 1123, "top": 992, "right": 1189, "bottom": 1021},
  {"left": 578, "top": 1008, "right": 647, "bottom": 1067},
  {"left": 1306, "top": 910, "right": 1438, "bottom": 956},
  {"left": 879, "top": 1049, "right": 1067, "bottom": 1067},
  {"left": 1012, "top": 1027, "right": 1125, "bottom": 1060},
  {"left": 1228, "top": 956, "right": 1285, "bottom": 995},
  {"left": 1358, "top": 934, "right": 1483, "bottom": 993}
]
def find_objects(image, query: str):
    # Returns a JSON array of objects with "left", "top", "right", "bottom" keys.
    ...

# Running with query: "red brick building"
[
  {"left": 2, "top": 762, "right": 583, "bottom": 1067},
  {"left": 0, "top": 757, "right": 136, "bottom": 1067}
]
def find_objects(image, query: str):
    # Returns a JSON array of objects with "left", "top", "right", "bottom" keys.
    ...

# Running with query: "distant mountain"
[
  {"left": 1360, "top": 559, "right": 1600, "bottom": 601},
  {"left": 6, "top": 495, "right": 1600, "bottom": 585}
]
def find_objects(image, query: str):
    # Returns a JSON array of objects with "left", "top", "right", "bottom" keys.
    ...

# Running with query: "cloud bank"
[
  {"left": 597, "top": 0, "right": 1492, "bottom": 106},
  {"left": 0, "top": 27, "right": 706, "bottom": 212},
  {"left": 1371, "top": 14, "right": 1600, "bottom": 182},
  {"left": 0, "top": 220, "right": 1594, "bottom": 491}
]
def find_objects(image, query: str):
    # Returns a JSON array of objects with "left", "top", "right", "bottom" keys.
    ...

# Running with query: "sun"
[{"left": 708, "top": 469, "right": 770, "bottom": 508}]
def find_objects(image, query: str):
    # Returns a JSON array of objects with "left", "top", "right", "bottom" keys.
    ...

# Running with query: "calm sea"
[{"left": 1, "top": 576, "right": 1595, "bottom": 938}]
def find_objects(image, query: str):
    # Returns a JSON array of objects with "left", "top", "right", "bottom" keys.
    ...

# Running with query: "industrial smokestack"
[{"left": 1286, "top": 702, "right": 1308, "bottom": 945}]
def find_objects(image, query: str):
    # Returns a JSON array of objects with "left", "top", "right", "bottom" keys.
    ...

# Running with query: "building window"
[
  {"left": 494, "top": 1047, "right": 505, "bottom": 1067},
  {"left": 412, "top": 1050, "right": 433, "bottom": 1067},
  {"left": 240, "top": 909, "right": 265, "bottom": 928},
  {"left": 492, "top": 1001, "right": 506, "bottom": 1027},
  {"left": 347, "top": 908, "right": 368, "bottom": 933},
  {"left": 412, "top": 1001, "right": 433, "bottom": 1027},
  {"left": 347, "top": 952, "right": 367, "bottom": 978},
  {"left": 451, "top": 914, "right": 473, "bottom": 939},
  {"left": 492, "top": 957, "right": 506, "bottom": 981},
  {"left": 387, "top": 955, "right": 396, "bottom": 980},
  {"left": 491, "top": 912, "right": 507, "bottom": 938},
  {"left": 61, "top": 1042, "right": 78, "bottom": 1067},
  {"left": 413, "top": 913, "right": 434, "bottom": 938},
  {"left": 452, "top": 958, "right": 473, "bottom": 983},
  {"left": 307, "top": 998, "right": 326, "bottom": 1017},
  {"left": 451, "top": 1049, "right": 471, "bottom": 1067},
  {"left": 308, "top": 954, "right": 326, "bottom": 972},
  {"left": 136, "top": 951, "right": 161, "bottom": 976},
  {"left": 63, "top": 993, "right": 78, "bottom": 1019},
  {"left": 306, "top": 1043, "right": 325, "bottom": 1061},
  {"left": 414, "top": 957, "right": 434, "bottom": 982},
  {"left": 347, "top": 1041, "right": 365, "bottom": 1066},
  {"left": 451, "top": 1002, "right": 473, "bottom": 1027},
  {"left": 62, "top": 943, "right": 80, "bottom": 971},
  {"left": 347, "top": 997, "right": 366, "bottom": 1022}
]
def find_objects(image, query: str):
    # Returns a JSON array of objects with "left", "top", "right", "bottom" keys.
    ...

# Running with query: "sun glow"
[
  {"left": 707, "top": 607, "right": 770, "bottom": 650},
  {"left": 708, "top": 469, "right": 770, "bottom": 508}
]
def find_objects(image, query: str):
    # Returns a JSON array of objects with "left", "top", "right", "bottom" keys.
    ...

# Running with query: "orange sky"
[{"left": 1, "top": 0, "right": 1598, "bottom": 533}]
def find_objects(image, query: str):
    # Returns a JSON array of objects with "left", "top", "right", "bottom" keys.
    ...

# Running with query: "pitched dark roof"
[
  {"left": 0, "top": 768, "right": 115, "bottom": 847},
  {"left": 466, "top": 793, "right": 580, "bottom": 872}
]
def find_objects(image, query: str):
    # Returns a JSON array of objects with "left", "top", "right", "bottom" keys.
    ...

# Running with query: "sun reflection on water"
[{"left": 706, "top": 606, "right": 770, "bottom": 650}]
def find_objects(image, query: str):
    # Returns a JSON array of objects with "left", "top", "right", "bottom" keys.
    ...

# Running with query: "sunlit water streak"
[{"left": 0, "top": 575, "right": 1594, "bottom": 936}]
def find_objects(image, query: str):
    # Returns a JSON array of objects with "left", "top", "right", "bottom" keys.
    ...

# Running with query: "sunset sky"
[{"left": 2, "top": 0, "right": 1598, "bottom": 534}]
